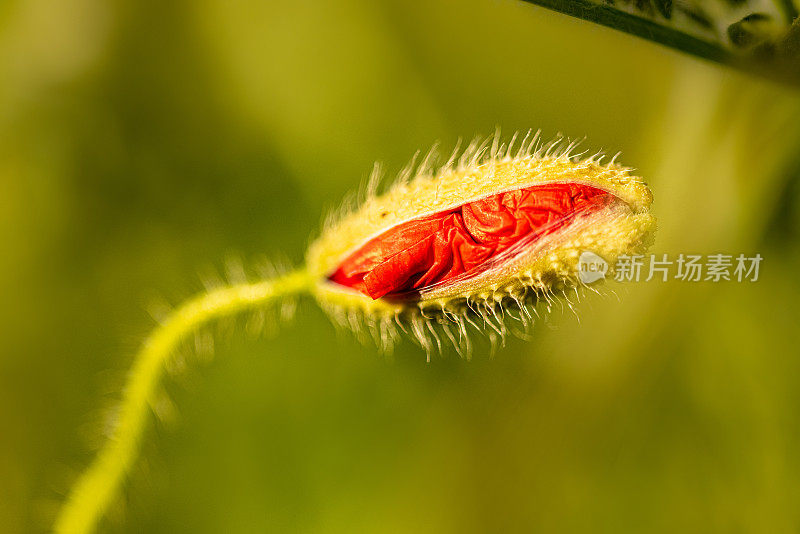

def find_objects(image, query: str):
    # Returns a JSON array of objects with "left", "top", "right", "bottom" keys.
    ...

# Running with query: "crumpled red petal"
[{"left": 329, "top": 183, "right": 616, "bottom": 299}]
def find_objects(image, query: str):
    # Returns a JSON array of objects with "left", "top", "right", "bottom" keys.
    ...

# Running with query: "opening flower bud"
[{"left": 306, "top": 133, "right": 655, "bottom": 353}]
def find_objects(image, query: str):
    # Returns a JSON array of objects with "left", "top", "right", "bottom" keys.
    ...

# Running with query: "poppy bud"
[{"left": 307, "top": 132, "right": 655, "bottom": 354}]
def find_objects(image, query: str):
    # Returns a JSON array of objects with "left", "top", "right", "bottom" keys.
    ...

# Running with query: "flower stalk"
[{"left": 54, "top": 270, "right": 312, "bottom": 534}]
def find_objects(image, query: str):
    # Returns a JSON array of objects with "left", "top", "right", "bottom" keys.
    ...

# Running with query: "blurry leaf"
[
  {"left": 519, "top": 0, "right": 800, "bottom": 86},
  {"left": 653, "top": 0, "right": 673, "bottom": 19},
  {"left": 727, "top": 13, "right": 779, "bottom": 49}
]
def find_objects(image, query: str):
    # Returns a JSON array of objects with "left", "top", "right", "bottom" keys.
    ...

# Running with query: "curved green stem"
[{"left": 54, "top": 269, "right": 313, "bottom": 534}]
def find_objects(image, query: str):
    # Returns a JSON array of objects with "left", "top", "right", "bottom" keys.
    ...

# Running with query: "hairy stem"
[{"left": 54, "top": 269, "right": 313, "bottom": 534}]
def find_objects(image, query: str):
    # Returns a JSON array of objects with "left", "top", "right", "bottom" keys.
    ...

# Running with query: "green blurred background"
[{"left": 2, "top": 0, "right": 800, "bottom": 532}]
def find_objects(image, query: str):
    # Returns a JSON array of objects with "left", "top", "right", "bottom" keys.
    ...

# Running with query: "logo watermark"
[
  {"left": 578, "top": 251, "right": 609, "bottom": 284},
  {"left": 578, "top": 252, "right": 763, "bottom": 283}
]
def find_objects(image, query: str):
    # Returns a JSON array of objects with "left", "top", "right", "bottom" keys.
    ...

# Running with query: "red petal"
[{"left": 328, "top": 183, "right": 616, "bottom": 299}]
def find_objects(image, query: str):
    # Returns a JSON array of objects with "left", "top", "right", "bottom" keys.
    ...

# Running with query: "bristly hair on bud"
[
  {"left": 55, "top": 130, "right": 655, "bottom": 534},
  {"left": 306, "top": 130, "right": 656, "bottom": 357}
]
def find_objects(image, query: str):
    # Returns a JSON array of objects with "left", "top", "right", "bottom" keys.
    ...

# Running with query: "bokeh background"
[{"left": 2, "top": 0, "right": 800, "bottom": 532}]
